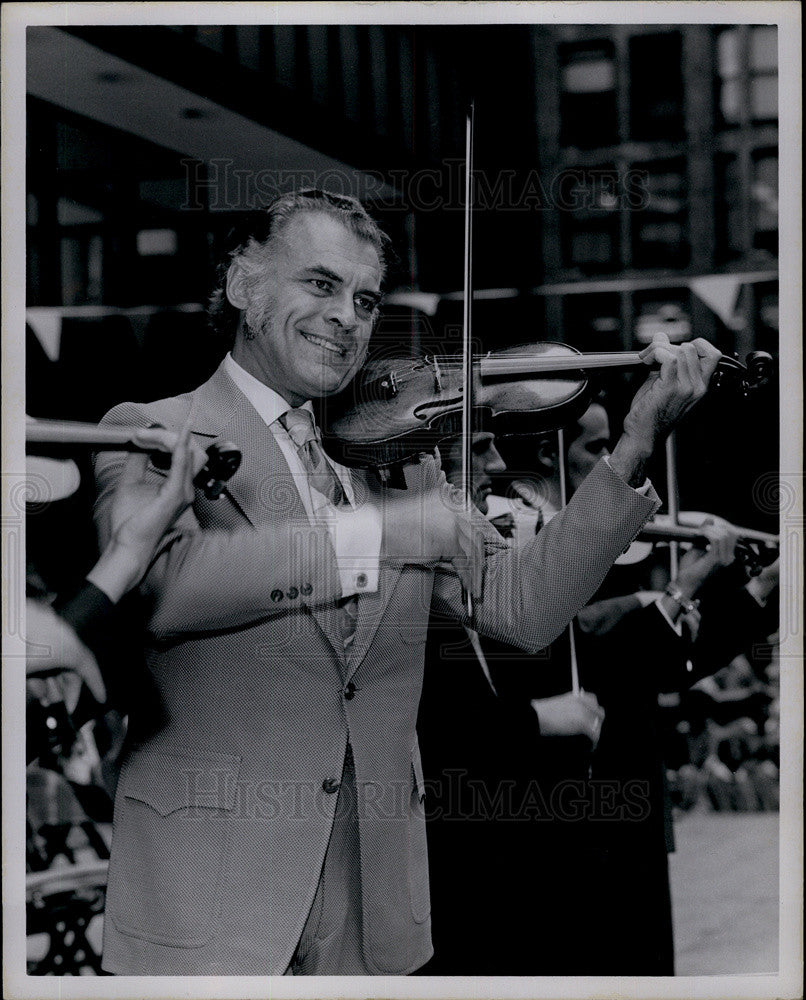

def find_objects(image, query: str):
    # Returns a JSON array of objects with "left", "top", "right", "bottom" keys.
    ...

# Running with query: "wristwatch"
[{"left": 664, "top": 582, "right": 700, "bottom": 617}]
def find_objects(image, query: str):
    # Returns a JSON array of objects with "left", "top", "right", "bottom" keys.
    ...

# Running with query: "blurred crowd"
[{"left": 665, "top": 642, "right": 780, "bottom": 814}]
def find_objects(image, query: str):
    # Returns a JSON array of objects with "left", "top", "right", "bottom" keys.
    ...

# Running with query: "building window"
[
  {"left": 630, "top": 159, "right": 688, "bottom": 269},
  {"left": 716, "top": 28, "right": 742, "bottom": 127},
  {"left": 716, "top": 26, "right": 778, "bottom": 127},
  {"left": 715, "top": 153, "right": 744, "bottom": 262},
  {"left": 749, "top": 26, "right": 777, "bottom": 122},
  {"left": 628, "top": 32, "right": 684, "bottom": 141},
  {"left": 559, "top": 41, "right": 617, "bottom": 149},
  {"left": 752, "top": 149, "right": 778, "bottom": 253},
  {"left": 560, "top": 166, "right": 621, "bottom": 272},
  {"left": 60, "top": 235, "right": 103, "bottom": 306}
]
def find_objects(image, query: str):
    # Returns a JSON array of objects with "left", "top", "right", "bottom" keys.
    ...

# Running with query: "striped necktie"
[
  {"left": 280, "top": 407, "right": 347, "bottom": 507},
  {"left": 280, "top": 407, "right": 357, "bottom": 657}
]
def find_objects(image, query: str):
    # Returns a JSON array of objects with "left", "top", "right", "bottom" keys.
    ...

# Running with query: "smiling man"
[
  {"left": 224, "top": 207, "right": 383, "bottom": 404},
  {"left": 93, "top": 189, "right": 723, "bottom": 977}
]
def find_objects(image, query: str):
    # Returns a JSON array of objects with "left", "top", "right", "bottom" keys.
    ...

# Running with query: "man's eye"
[
  {"left": 310, "top": 279, "right": 332, "bottom": 292},
  {"left": 355, "top": 296, "right": 378, "bottom": 314}
]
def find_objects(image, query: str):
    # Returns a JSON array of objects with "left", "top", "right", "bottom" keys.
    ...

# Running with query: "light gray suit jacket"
[{"left": 93, "top": 359, "right": 659, "bottom": 975}]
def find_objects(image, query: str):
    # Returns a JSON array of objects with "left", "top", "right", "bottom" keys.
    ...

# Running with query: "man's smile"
[{"left": 299, "top": 330, "right": 349, "bottom": 358}]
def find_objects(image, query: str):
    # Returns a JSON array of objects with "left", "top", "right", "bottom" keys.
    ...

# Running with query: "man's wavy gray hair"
[{"left": 208, "top": 189, "right": 392, "bottom": 343}]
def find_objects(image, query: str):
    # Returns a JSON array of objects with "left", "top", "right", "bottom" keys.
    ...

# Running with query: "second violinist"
[
  {"left": 448, "top": 403, "right": 778, "bottom": 976},
  {"left": 92, "top": 189, "right": 722, "bottom": 977}
]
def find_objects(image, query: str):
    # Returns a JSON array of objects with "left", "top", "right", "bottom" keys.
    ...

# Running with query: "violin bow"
[
  {"left": 557, "top": 427, "right": 582, "bottom": 696},
  {"left": 665, "top": 431, "right": 681, "bottom": 578},
  {"left": 461, "top": 100, "right": 476, "bottom": 627}
]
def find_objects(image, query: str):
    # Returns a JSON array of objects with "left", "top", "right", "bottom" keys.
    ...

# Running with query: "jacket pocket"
[
  {"left": 107, "top": 748, "right": 241, "bottom": 947},
  {"left": 408, "top": 744, "right": 430, "bottom": 922}
]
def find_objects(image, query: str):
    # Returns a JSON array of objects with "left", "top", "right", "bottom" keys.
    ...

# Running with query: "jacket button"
[
  {"left": 322, "top": 777, "right": 340, "bottom": 794},
  {"left": 286, "top": 587, "right": 299, "bottom": 599},
  {"left": 300, "top": 583, "right": 313, "bottom": 596},
  {"left": 344, "top": 682, "right": 356, "bottom": 700},
  {"left": 270, "top": 589, "right": 284, "bottom": 603}
]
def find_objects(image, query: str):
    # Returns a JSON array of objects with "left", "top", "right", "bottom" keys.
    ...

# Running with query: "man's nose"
[
  {"left": 324, "top": 291, "right": 357, "bottom": 330},
  {"left": 486, "top": 445, "right": 507, "bottom": 474}
]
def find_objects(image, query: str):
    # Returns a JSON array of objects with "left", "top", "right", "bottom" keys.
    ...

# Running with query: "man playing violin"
[
  {"left": 93, "top": 189, "right": 723, "bottom": 976},
  {"left": 470, "top": 404, "right": 779, "bottom": 974},
  {"left": 417, "top": 428, "right": 607, "bottom": 974}
]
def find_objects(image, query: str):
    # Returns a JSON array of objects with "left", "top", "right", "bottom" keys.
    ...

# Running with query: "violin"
[
  {"left": 26, "top": 419, "right": 241, "bottom": 500},
  {"left": 617, "top": 511, "right": 779, "bottom": 577},
  {"left": 320, "top": 342, "right": 773, "bottom": 472}
]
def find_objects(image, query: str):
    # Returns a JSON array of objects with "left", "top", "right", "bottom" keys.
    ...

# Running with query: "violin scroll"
[
  {"left": 194, "top": 442, "right": 242, "bottom": 500},
  {"left": 711, "top": 350, "right": 774, "bottom": 397},
  {"left": 630, "top": 513, "right": 779, "bottom": 578},
  {"left": 26, "top": 419, "right": 242, "bottom": 501},
  {"left": 131, "top": 439, "right": 241, "bottom": 501}
]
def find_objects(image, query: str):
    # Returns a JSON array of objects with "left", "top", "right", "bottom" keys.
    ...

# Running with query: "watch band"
[{"left": 664, "top": 583, "right": 700, "bottom": 617}]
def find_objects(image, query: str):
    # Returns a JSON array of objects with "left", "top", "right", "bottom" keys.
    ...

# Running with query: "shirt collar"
[{"left": 224, "top": 352, "right": 314, "bottom": 426}]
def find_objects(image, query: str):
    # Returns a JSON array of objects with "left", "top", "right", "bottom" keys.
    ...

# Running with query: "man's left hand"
[{"left": 627, "top": 333, "right": 722, "bottom": 448}]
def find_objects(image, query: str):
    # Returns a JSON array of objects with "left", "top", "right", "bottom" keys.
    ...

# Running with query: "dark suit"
[
  {"left": 93, "top": 358, "right": 658, "bottom": 974},
  {"left": 418, "top": 563, "right": 775, "bottom": 976},
  {"left": 417, "top": 622, "right": 546, "bottom": 974}
]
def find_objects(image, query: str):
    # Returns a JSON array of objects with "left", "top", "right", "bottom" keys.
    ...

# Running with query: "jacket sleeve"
[
  {"left": 52, "top": 580, "right": 116, "bottom": 647},
  {"left": 431, "top": 457, "right": 661, "bottom": 653},
  {"left": 93, "top": 403, "right": 344, "bottom": 641}
]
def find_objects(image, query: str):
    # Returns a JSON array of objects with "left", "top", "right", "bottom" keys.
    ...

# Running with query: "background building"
[{"left": 26, "top": 22, "right": 780, "bottom": 528}]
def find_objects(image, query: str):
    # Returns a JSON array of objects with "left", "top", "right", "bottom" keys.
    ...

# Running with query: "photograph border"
[{"left": 3, "top": 3, "right": 802, "bottom": 998}]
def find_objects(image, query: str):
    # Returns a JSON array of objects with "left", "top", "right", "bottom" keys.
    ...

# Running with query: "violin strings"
[
  {"left": 375, "top": 349, "right": 744, "bottom": 390},
  {"left": 378, "top": 352, "right": 645, "bottom": 387}
]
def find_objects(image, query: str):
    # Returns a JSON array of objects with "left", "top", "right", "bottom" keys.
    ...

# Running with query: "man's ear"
[
  {"left": 535, "top": 439, "right": 558, "bottom": 475},
  {"left": 225, "top": 260, "right": 250, "bottom": 310}
]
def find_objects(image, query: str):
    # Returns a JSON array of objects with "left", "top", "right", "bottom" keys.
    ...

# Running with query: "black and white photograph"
[{"left": 1, "top": 3, "right": 802, "bottom": 998}]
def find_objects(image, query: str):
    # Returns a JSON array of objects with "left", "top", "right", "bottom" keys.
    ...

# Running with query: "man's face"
[
  {"left": 233, "top": 211, "right": 382, "bottom": 405},
  {"left": 445, "top": 432, "right": 507, "bottom": 514},
  {"left": 567, "top": 403, "right": 611, "bottom": 491}
]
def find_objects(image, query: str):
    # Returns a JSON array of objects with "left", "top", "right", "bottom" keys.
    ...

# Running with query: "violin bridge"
[
  {"left": 379, "top": 372, "right": 399, "bottom": 399},
  {"left": 432, "top": 356, "right": 444, "bottom": 393}
]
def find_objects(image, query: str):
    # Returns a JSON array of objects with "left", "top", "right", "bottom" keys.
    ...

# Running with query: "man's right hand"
[
  {"left": 381, "top": 486, "right": 485, "bottom": 599},
  {"left": 531, "top": 690, "right": 606, "bottom": 747}
]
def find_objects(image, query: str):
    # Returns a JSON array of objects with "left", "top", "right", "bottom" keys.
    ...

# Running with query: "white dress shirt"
[{"left": 224, "top": 352, "right": 381, "bottom": 596}]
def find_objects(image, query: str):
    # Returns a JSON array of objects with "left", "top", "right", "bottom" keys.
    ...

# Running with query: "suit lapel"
[{"left": 187, "top": 361, "right": 346, "bottom": 658}]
